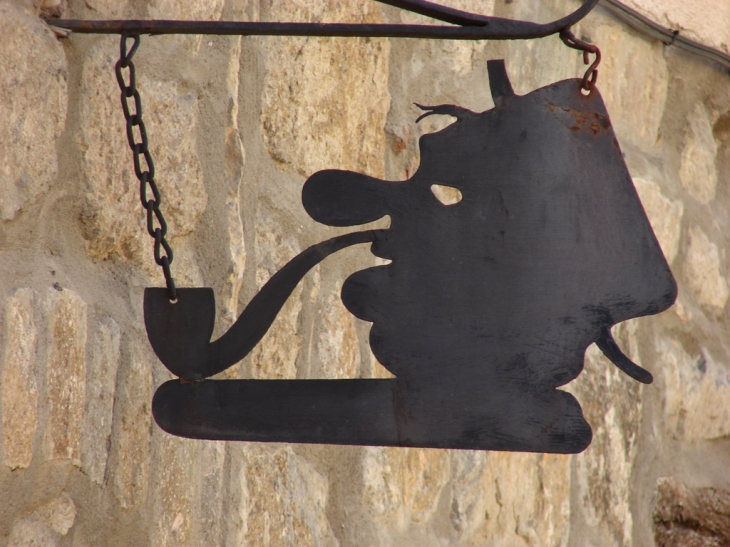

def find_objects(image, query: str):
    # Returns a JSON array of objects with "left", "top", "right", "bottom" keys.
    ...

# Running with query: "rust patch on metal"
[{"left": 547, "top": 102, "right": 611, "bottom": 135}]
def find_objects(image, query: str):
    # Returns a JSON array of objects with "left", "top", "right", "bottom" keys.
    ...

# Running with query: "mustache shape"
[
  {"left": 596, "top": 327, "right": 653, "bottom": 384},
  {"left": 145, "top": 229, "right": 383, "bottom": 380}
]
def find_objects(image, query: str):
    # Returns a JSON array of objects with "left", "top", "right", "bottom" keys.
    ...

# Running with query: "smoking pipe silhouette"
[{"left": 146, "top": 60, "right": 676, "bottom": 453}]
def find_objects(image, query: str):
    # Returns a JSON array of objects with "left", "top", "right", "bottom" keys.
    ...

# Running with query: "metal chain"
[{"left": 114, "top": 33, "right": 177, "bottom": 301}]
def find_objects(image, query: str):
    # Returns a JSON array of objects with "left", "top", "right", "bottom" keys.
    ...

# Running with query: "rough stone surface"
[
  {"left": 37, "top": 494, "right": 76, "bottom": 535},
  {"left": 146, "top": 0, "right": 224, "bottom": 20},
  {"left": 6, "top": 494, "right": 76, "bottom": 547},
  {"left": 590, "top": 20, "right": 669, "bottom": 148},
  {"left": 0, "top": 2, "right": 67, "bottom": 221},
  {"left": 654, "top": 477, "right": 730, "bottom": 547},
  {"left": 110, "top": 340, "right": 153, "bottom": 509},
  {"left": 310, "top": 291, "right": 360, "bottom": 379},
  {"left": 80, "top": 316, "right": 120, "bottom": 484},
  {"left": 633, "top": 177, "right": 684, "bottom": 264},
  {"left": 249, "top": 206, "right": 303, "bottom": 379},
  {"left": 479, "top": 452, "right": 571, "bottom": 547},
  {"left": 149, "top": 434, "right": 197, "bottom": 547},
  {"left": 75, "top": 0, "right": 129, "bottom": 18},
  {"left": 241, "top": 445, "right": 338, "bottom": 547},
  {"left": 7, "top": 517, "right": 59, "bottom": 547},
  {"left": 2, "top": 1, "right": 730, "bottom": 546},
  {"left": 260, "top": 0, "right": 391, "bottom": 178},
  {"left": 569, "top": 325, "right": 644, "bottom": 547},
  {"left": 684, "top": 225, "right": 729, "bottom": 315},
  {"left": 44, "top": 289, "right": 87, "bottom": 465},
  {"left": 660, "top": 336, "right": 730, "bottom": 440},
  {"left": 219, "top": 36, "right": 246, "bottom": 328},
  {"left": 680, "top": 104, "right": 719, "bottom": 204},
  {"left": 362, "top": 446, "right": 451, "bottom": 535},
  {"left": 448, "top": 450, "right": 488, "bottom": 541},
  {"left": 1, "top": 289, "right": 39, "bottom": 470},
  {"left": 80, "top": 40, "right": 207, "bottom": 276}
]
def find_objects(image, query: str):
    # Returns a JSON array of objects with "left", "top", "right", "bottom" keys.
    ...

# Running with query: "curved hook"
[
  {"left": 377, "top": 0, "right": 600, "bottom": 37},
  {"left": 560, "top": 28, "right": 602, "bottom": 91}
]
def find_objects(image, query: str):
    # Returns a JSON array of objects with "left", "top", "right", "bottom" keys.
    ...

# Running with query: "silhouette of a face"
[
  {"left": 303, "top": 76, "right": 676, "bottom": 396},
  {"left": 146, "top": 64, "right": 677, "bottom": 454}
]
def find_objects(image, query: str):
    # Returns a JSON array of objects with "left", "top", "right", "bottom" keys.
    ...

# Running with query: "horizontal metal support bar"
[
  {"left": 45, "top": 20, "right": 576, "bottom": 40},
  {"left": 46, "top": 0, "right": 599, "bottom": 40}
]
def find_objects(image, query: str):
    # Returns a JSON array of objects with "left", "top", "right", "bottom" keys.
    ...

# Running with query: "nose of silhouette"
[{"left": 303, "top": 170, "right": 398, "bottom": 227}]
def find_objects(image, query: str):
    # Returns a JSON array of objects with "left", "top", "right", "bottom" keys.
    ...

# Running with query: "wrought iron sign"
[{"left": 51, "top": 0, "right": 677, "bottom": 454}]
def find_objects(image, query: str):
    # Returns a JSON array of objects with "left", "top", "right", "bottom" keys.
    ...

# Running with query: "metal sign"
[
  {"left": 144, "top": 60, "right": 677, "bottom": 453},
  {"left": 50, "top": 0, "right": 676, "bottom": 452}
]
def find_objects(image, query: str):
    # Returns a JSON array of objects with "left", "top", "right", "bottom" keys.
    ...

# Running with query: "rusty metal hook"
[{"left": 560, "top": 28, "right": 601, "bottom": 92}]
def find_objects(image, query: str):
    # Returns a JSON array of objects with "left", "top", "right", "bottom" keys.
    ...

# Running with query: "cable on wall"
[{"left": 598, "top": 0, "right": 730, "bottom": 73}]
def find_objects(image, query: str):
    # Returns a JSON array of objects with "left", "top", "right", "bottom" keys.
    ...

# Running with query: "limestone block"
[
  {"left": 37, "top": 493, "right": 77, "bottom": 536},
  {"left": 80, "top": 39, "right": 206, "bottom": 274},
  {"left": 633, "top": 177, "right": 684, "bottom": 264},
  {"left": 653, "top": 476, "right": 730, "bottom": 547},
  {"left": 149, "top": 435, "right": 197, "bottom": 547},
  {"left": 396, "top": 0, "right": 494, "bottom": 23},
  {"left": 480, "top": 452, "right": 571, "bottom": 547},
  {"left": 1, "top": 288, "right": 39, "bottom": 470},
  {"left": 260, "top": 0, "right": 390, "bottom": 178},
  {"left": 399, "top": 0, "right": 495, "bottom": 77},
  {"left": 7, "top": 493, "right": 76, "bottom": 547},
  {"left": 362, "top": 447, "right": 451, "bottom": 529},
  {"left": 111, "top": 340, "right": 153, "bottom": 509},
  {"left": 147, "top": 0, "right": 224, "bottom": 20},
  {"left": 590, "top": 21, "right": 668, "bottom": 147},
  {"left": 570, "top": 330, "right": 643, "bottom": 547},
  {"left": 680, "top": 104, "right": 719, "bottom": 204},
  {"left": 449, "top": 450, "right": 489, "bottom": 541},
  {"left": 683, "top": 225, "right": 728, "bottom": 315},
  {"left": 81, "top": 316, "right": 121, "bottom": 484},
  {"left": 75, "top": 0, "right": 128, "bottom": 17},
  {"left": 311, "top": 291, "right": 360, "bottom": 378},
  {"left": 241, "top": 445, "right": 338, "bottom": 547},
  {"left": 165, "top": 238, "right": 205, "bottom": 289},
  {"left": 249, "top": 207, "right": 303, "bottom": 379},
  {"left": 0, "top": 3, "right": 67, "bottom": 220},
  {"left": 44, "top": 289, "right": 87, "bottom": 465},
  {"left": 7, "top": 518, "right": 58, "bottom": 547},
  {"left": 506, "top": 1, "right": 581, "bottom": 94},
  {"left": 41, "top": 0, "right": 61, "bottom": 11},
  {"left": 220, "top": 37, "right": 246, "bottom": 328},
  {"left": 660, "top": 336, "right": 730, "bottom": 440},
  {"left": 196, "top": 441, "right": 227, "bottom": 544}
]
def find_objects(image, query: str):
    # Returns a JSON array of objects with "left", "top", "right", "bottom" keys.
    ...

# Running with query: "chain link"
[
  {"left": 115, "top": 34, "right": 177, "bottom": 301},
  {"left": 559, "top": 29, "right": 601, "bottom": 93}
]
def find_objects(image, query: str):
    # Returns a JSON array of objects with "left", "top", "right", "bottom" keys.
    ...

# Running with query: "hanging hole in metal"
[{"left": 560, "top": 28, "right": 601, "bottom": 93}]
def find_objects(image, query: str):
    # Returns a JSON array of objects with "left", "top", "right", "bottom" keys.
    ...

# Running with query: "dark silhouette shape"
[{"left": 147, "top": 60, "right": 676, "bottom": 453}]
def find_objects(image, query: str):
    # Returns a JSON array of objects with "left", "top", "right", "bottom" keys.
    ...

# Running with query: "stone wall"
[{"left": 1, "top": 0, "right": 729, "bottom": 545}]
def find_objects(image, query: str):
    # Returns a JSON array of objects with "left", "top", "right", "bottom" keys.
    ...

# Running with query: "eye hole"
[{"left": 430, "top": 184, "right": 463, "bottom": 206}]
